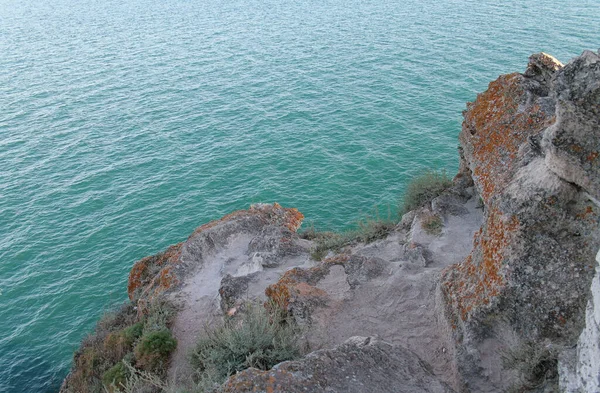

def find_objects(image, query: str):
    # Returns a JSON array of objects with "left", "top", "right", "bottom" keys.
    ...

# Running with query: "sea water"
[{"left": 1, "top": 0, "right": 598, "bottom": 391}]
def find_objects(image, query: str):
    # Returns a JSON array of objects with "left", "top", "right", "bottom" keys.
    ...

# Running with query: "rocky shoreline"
[{"left": 61, "top": 50, "right": 600, "bottom": 393}]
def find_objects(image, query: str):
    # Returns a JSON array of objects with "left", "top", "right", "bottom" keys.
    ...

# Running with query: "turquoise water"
[{"left": 1, "top": 0, "right": 598, "bottom": 391}]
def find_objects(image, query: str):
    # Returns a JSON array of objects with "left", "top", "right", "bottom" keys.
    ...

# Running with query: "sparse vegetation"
[
  {"left": 305, "top": 209, "right": 396, "bottom": 261},
  {"left": 190, "top": 302, "right": 302, "bottom": 390},
  {"left": 501, "top": 341, "right": 558, "bottom": 392},
  {"left": 421, "top": 214, "right": 443, "bottom": 235},
  {"left": 401, "top": 170, "right": 452, "bottom": 214},
  {"left": 62, "top": 299, "right": 177, "bottom": 393}
]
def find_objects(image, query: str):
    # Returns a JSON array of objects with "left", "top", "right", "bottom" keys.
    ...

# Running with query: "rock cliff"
[
  {"left": 61, "top": 50, "right": 600, "bottom": 393},
  {"left": 441, "top": 50, "right": 600, "bottom": 392}
]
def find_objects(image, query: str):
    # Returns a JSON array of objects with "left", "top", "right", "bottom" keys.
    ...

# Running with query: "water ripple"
[{"left": 1, "top": 0, "right": 599, "bottom": 391}]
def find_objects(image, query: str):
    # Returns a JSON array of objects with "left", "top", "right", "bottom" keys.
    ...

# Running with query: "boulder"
[{"left": 220, "top": 337, "right": 454, "bottom": 393}]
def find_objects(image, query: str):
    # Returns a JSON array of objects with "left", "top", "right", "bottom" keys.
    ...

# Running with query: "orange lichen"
[
  {"left": 463, "top": 73, "right": 555, "bottom": 202},
  {"left": 293, "top": 282, "right": 327, "bottom": 298},
  {"left": 323, "top": 254, "right": 350, "bottom": 265},
  {"left": 443, "top": 208, "right": 519, "bottom": 321},
  {"left": 222, "top": 368, "right": 299, "bottom": 392},
  {"left": 265, "top": 281, "right": 293, "bottom": 309},
  {"left": 127, "top": 243, "right": 183, "bottom": 301},
  {"left": 128, "top": 259, "right": 150, "bottom": 300},
  {"left": 192, "top": 203, "right": 304, "bottom": 237},
  {"left": 587, "top": 151, "right": 599, "bottom": 161},
  {"left": 265, "top": 266, "right": 329, "bottom": 309},
  {"left": 576, "top": 205, "right": 597, "bottom": 221},
  {"left": 156, "top": 266, "right": 178, "bottom": 293}
]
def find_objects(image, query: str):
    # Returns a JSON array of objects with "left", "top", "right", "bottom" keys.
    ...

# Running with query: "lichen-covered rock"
[
  {"left": 265, "top": 265, "right": 331, "bottom": 323},
  {"left": 441, "top": 51, "right": 600, "bottom": 391},
  {"left": 127, "top": 203, "right": 304, "bottom": 305},
  {"left": 125, "top": 203, "right": 309, "bottom": 384},
  {"left": 220, "top": 337, "right": 455, "bottom": 393}
]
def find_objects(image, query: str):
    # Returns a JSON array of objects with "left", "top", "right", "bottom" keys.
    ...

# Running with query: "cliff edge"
[{"left": 61, "top": 50, "right": 600, "bottom": 393}]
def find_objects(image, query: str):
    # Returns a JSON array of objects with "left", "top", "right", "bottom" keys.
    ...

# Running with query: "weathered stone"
[
  {"left": 431, "top": 193, "right": 470, "bottom": 217},
  {"left": 265, "top": 265, "right": 331, "bottom": 323},
  {"left": 559, "top": 250, "right": 600, "bottom": 392},
  {"left": 220, "top": 337, "right": 455, "bottom": 393},
  {"left": 402, "top": 243, "right": 429, "bottom": 267},
  {"left": 127, "top": 203, "right": 305, "bottom": 304},
  {"left": 343, "top": 255, "right": 390, "bottom": 288},
  {"left": 441, "top": 51, "right": 600, "bottom": 391},
  {"left": 219, "top": 273, "right": 260, "bottom": 314},
  {"left": 542, "top": 50, "right": 600, "bottom": 200},
  {"left": 126, "top": 203, "right": 308, "bottom": 384}
]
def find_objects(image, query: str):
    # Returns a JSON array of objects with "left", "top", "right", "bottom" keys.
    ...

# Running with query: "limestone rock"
[
  {"left": 543, "top": 50, "right": 600, "bottom": 200},
  {"left": 441, "top": 51, "right": 600, "bottom": 391},
  {"left": 559, "top": 250, "right": 600, "bottom": 392},
  {"left": 220, "top": 337, "right": 455, "bottom": 393},
  {"left": 127, "top": 203, "right": 305, "bottom": 305}
]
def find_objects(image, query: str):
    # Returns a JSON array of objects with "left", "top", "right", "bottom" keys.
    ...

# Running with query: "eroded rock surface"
[
  {"left": 264, "top": 194, "right": 483, "bottom": 388},
  {"left": 128, "top": 192, "right": 483, "bottom": 390},
  {"left": 220, "top": 336, "right": 455, "bottom": 393},
  {"left": 441, "top": 51, "right": 600, "bottom": 392}
]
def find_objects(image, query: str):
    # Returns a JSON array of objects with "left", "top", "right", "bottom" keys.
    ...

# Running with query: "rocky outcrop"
[
  {"left": 441, "top": 51, "right": 600, "bottom": 392},
  {"left": 220, "top": 336, "right": 454, "bottom": 393},
  {"left": 125, "top": 193, "right": 483, "bottom": 390},
  {"left": 127, "top": 203, "right": 311, "bottom": 384},
  {"left": 64, "top": 50, "right": 599, "bottom": 393}
]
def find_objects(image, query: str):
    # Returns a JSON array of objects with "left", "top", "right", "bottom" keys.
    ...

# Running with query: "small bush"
[
  {"left": 421, "top": 214, "right": 443, "bottom": 236},
  {"left": 190, "top": 303, "right": 301, "bottom": 387},
  {"left": 310, "top": 232, "right": 349, "bottom": 261},
  {"left": 401, "top": 170, "right": 452, "bottom": 214},
  {"left": 134, "top": 329, "right": 177, "bottom": 372},
  {"left": 122, "top": 322, "right": 144, "bottom": 347},
  {"left": 355, "top": 216, "right": 396, "bottom": 243},
  {"left": 102, "top": 362, "right": 130, "bottom": 392},
  {"left": 103, "top": 332, "right": 130, "bottom": 364},
  {"left": 62, "top": 299, "right": 177, "bottom": 393}
]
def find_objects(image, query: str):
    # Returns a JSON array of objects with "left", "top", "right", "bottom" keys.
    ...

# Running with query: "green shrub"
[
  {"left": 310, "top": 232, "right": 349, "bottom": 261},
  {"left": 102, "top": 362, "right": 130, "bottom": 392},
  {"left": 354, "top": 216, "right": 396, "bottom": 243},
  {"left": 134, "top": 329, "right": 177, "bottom": 372},
  {"left": 401, "top": 170, "right": 452, "bottom": 214},
  {"left": 63, "top": 299, "right": 178, "bottom": 393},
  {"left": 63, "top": 303, "right": 139, "bottom": 393},
  {"left": 190, "top": 303, "right": 301, "bottom": 387},
  {"left": 122, "top": 322, "right": 144, "bottom": 346}
]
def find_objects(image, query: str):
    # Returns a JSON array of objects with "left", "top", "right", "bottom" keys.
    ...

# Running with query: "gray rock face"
[
  {"left": 559, "top": 250, "right": 600, "bottom": 393},
  {"left": 441, "top": 51, "right": 600, "bottom": 392},
  {"left": 220, "top": 337, "right": 455, "bottom": 393},
  {"left": 543, "top": 50, "right": 600, "bottom": 200}
]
